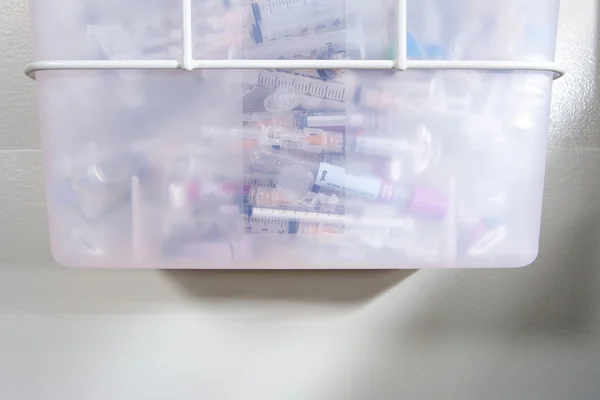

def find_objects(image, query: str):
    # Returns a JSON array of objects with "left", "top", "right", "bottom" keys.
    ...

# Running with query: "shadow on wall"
[
  {"left": 164, "top": 269, "right": 417, "bottom": 304},
  {"left": 165, "top": 155, "right": 600, "bottom": 337},
  {"left": 322, "top": 158, "right": 600, "bottom": 400},
  {"left": 346, "top": 150, "right": 600, "bottom": 339}
]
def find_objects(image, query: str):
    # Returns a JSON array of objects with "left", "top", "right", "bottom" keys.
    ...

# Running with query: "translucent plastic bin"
[{"left": 27, "top": 0, "right": 561, "bottom": 268}]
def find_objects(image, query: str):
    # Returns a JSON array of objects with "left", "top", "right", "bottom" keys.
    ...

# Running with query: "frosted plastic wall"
[{"left": 28, "top": 0, "right": 560, "bottom": 268}]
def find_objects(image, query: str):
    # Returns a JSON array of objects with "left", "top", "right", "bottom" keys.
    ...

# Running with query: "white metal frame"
[{"left": 23, "top": 0, "right": 566, "bottom": 80}]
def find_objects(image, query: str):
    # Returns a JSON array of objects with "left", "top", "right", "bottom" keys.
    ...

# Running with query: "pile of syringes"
[{"left": 51, "top": 0, "right": 556, "bottom": 266}]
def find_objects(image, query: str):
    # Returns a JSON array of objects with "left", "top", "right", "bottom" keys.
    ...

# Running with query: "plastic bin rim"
[{"left": 24, "top": 59, "right": 566, "bottom": 80}]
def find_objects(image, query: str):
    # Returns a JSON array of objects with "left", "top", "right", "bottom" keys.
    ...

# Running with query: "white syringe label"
[
  {"left": 254, "top": 70, "right": 348, "bottom": 103},
  {"left": 315, "top": 163, "right": 384, "bottom": 200}
]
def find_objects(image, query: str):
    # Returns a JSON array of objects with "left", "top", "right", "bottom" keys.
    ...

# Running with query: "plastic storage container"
[{"left": 26, "top": 0, "right": 561, "bottom": 268}]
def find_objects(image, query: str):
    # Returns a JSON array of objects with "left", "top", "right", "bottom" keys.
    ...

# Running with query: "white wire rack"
[{"left": 23, "top": 0, "right": 566, "bottom": 80}]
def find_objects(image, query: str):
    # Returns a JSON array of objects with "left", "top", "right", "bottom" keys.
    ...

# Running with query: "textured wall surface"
[{"left": 0, "top": 0, "right": 599, "bottom": 399}]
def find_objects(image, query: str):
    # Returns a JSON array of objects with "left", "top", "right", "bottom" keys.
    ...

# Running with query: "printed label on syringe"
[
  {"left": 315, "top": 163, "right": 398, "bottom": 202},
  {"left": 315, "top": 163, "right": 381, "bottom": 200}
]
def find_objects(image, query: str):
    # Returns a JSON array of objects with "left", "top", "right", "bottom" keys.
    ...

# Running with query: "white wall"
[{"left": 0, "top": 0, "right": 599, "bottom": 399}]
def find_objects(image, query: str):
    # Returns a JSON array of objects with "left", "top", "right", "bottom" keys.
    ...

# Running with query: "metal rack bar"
[
  {"left": 181, "top": 0, "right": 194, "bottom": 71},
  {"left": 396, "top": 0, "right": 408, "bottom": 71},
  {"left": 24, "top": 59, "right": 566, "bottom": 80},
  {"left": 23, "top": 0, "right": 565, "bottom": 80}
]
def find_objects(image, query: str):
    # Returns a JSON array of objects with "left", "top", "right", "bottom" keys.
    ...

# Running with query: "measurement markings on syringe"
[
  {"left": 311, "top": 82, "right": 324, "bottom": 98},
  {"left": 257, "top": 71, "right": 347, "bottom": 102},
  {"left": 325, "top": 83, "right": 346, "bottom": 102},
  {"left": 260, "top": 0, "right": 311, "bottom": 11},
  {"left": 245, "top": 215, "right": 288, "bottom": 234},
  {"left": 244, "top": 178, "right": 276, "bottom": 188},
  {"left": 257, "top": 0, "right": 344, "bottom": 13}
]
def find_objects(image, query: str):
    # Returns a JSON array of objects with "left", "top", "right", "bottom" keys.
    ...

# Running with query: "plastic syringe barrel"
[{"left": 246, "top": 70, "right": 350, "bottom": 103}]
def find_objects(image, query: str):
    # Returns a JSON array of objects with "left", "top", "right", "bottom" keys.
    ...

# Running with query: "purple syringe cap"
[{"left": 407, "top": 186, "right": 449, "bottom": 219}]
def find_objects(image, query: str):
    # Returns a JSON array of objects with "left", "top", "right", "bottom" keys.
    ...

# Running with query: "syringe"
[
  {"left": 249, "top": 207, "right": 414, "bottom": 230},
  {"left": 244, "top": 24, "right": 346, "bottom": 60},
  {"left": 245, "top": 70, "right": 349, "bottom": 103},
  {"left": 243, "top": 112, "right": 297, "bottom": 129},
  {"left": 244, "top": 111, "right": 373, "bottom": 130},
  {"left": 244, "top": 214, "right": 343, "bottom": 235},
  {"left": 246, "top": 70, "right": 407, "bottom": 110},
  {"left": 295, "top": 111, "right": 373, "bottom": 129},
  {"left": 243, "top": 126, "right": 345, "bottom": 154},
  {"left": 352, "top": 126, "right": 442, "bottom": 174},
  {"left": 245, "top": 185, "right": 297, "bottom": 208},
  {"left": 248, "top": 0, "right": 346, "bottom": 44}
]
